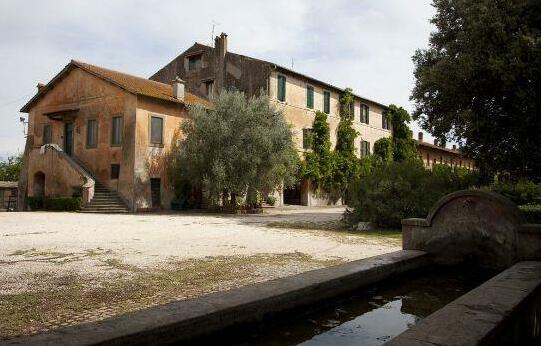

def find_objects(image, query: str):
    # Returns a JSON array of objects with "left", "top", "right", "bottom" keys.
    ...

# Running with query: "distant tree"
[
  {"left": 172, "top": 90, "right": 299, "bottom": 208},
  {"left": 411, "top": 0, "right": 541, "bottom": 179},
  {"left": 0, "top": 154, "right": 22, "bottom": 181},
  {"left": 383, "top": 105, "right": 417, "bottom": 162}
]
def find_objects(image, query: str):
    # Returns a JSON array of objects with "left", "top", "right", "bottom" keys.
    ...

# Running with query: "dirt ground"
[{"left": 0, "top": 206, "right": 401, "bottom": 340}]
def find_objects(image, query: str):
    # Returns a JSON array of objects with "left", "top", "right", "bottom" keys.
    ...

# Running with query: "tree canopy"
[
  {"left": 411, "top": 0, "right": 541, "bottom": 179},
  {"left": 172, "top": 90, "right": 299, "bottom": 207},
  {"left": 0, "top": 154, "right": 22, "bottom": 182}
]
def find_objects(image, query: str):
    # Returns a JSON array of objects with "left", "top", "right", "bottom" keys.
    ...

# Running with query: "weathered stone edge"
[
  {"left": 383, "top": 261, "right": 541, "bottom": 346},
  {"left": 2, "top": 250, "right": 429, "bottom": 346}
]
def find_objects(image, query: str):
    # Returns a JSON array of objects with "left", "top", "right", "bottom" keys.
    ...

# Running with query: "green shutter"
[
  {"left": 324, "top": 91, "right": 330, "bottom": 114},
  {"left": 277, "top": 75, "right": 286, "bottom": 101},
  {"left": 306, "top": 86, "right": 314, "bottom": 109}
]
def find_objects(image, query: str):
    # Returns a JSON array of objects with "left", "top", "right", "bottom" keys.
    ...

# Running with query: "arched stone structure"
[
  {"left": 402, "top": 190, "right": 540, "bottom": 269},
  {"left": 33, "top": 171, "right": 45, "bottom": 197}
]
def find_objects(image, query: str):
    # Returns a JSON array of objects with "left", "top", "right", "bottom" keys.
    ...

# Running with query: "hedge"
[{"left": 28, "top": 196, "right": 82, "bottom": 211}]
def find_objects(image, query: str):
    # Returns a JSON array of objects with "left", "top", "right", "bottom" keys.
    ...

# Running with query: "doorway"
[
  {"left": 34, "top": 171, "right": 45, "bottom": 197},
  {"left": 64, "top": 123, "right": 74, "bottom": 156},
  {"left": 283, "top": 184, "right": 302, "bottom": 205},
  {"left": 150, "top": 178, "right": 161, "bottom": 208}
]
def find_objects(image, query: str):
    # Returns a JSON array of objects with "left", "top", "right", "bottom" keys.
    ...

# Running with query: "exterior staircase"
[{"left": 80, "top": 180, "right": 130, "bottom": 214}]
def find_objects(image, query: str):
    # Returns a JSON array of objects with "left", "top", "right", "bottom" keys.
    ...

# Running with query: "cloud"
[{"left": 0, "top": 0, "right": 436, "bottom": 158}]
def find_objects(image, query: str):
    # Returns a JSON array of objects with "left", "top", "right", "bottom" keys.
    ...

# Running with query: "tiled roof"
[
  {"left": 416, "top": 139, "right": 463, "bottom": 155},
  {"left": 21, "top": 60, "right": 211, "bottom": 112},
  {"left": 0, "top": 181, "right": 18, "bottom": 189},
  {"left": 189, "top": 42, "right": 389, "bottom": 109}
]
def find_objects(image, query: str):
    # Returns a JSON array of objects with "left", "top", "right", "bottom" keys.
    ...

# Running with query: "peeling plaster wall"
[
  {"left": 133, "top": 95, "right": 186, "bottom": 211},
  {"left": 26, "top": 68, "right": 137, "bottom": 208}
]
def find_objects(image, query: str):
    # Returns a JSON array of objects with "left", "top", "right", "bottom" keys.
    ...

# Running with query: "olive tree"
[{"left": 171, "top": 90, "right": 299, "bottom": 208}]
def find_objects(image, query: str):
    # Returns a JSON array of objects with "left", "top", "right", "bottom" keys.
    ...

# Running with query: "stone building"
[
  {"left": 415, "top": 132, "right": 475, "bottom": 170},
  {"left": 0, "top": 181, "right": 18, "bottom": 211},
  {"left": 18, "top": 60, "right": 210, "bottom": 212},
  {"left": 151, "top": 33, "right": 393, "bottom": 205}
]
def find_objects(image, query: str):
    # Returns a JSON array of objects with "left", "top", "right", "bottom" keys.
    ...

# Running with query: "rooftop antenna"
[
  {"left": 291, "top": 58, "right": 294, "bottom": 69},
  {"left": 211, "top": 20, "right": 221, "bottom": 47},
  {"left": 19, "top": 116, "right": 28, "bottom": 137}
]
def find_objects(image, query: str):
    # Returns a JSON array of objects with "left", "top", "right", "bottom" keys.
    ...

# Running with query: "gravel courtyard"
[{"left": 0, "top": 207, "right": 400, "bottom": 340}]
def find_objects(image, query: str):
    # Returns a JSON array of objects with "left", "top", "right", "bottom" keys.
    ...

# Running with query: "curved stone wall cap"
[
  {"left": 425, "top": 189, "right": 525, "bottom": 227},
  {"left": 520, "top": 224, "right": 541, "bottom": 233},
  {"left": 401, "top": 218, "right": 429, "bottom": 227}
]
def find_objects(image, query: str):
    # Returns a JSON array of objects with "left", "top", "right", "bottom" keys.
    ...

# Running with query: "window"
[
  {"left": 150, "top": 116, "right": 164, "bottom": 145},
  {"left": 277, "top": 75, "right": 286, "bottom": 102},
  {"left": 323, "top": 91, "right": 330, "bottom": 114},
  {"left": 188, "top": 54, "right": 202, "bottom": 71},
  {"left": 86, "top": 119, "right": 98, "bottom": 148},
  {"left": 360, "top": 140, "right": 371, "bottom": 157},
  {"left": 43, "top": 124, "right": 52, "bottom": 144},
  {"left": 382, "top": 114, "right": 391, "bottom": 130},
  {"left": 361, "top": 104, "right": 370, "bottom": 124},
  {"left": 303, "top": 128, "right": 313, "bottom": 149},
  {"left": 205, "top": 81, "right": 214, "bottom": 98},
  {"left": 111, "top": 116, "right": 123, "bottom": 146},
  {"left": 111, "top": 164, "right": 120, "bottom": 180},
  {"left": 349, "top": 102, "right": 355, "bottom": 118},
  {"left": 306, "top": 85, "right": 314, "bottom": 109}
]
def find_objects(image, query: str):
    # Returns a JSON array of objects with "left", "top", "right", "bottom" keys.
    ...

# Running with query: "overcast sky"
[{"left": 0, "top": 0, "right": 436, "bottom": 159}]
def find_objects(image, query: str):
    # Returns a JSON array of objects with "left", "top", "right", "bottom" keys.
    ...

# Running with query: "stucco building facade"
[
  {"left": 151, "top": 33, "right": 393, "bottom": 205},
  {"left": 18, "top": 60, "right": 209, "bottom": 212},
  {"left": 415, "top": 132, "right": 475, "bottom": 170}
]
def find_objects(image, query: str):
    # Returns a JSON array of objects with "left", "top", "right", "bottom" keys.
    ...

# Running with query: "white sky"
[{"left": 0, "top": 0, "right": 437, "bottom": 159}]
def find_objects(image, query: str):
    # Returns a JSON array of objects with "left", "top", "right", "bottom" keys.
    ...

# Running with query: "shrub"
[
  {"left": 27, "top": 196, "right": 81, "bottom": 211},
  {"left": 347, "top": 161, "right": 479, "bottom": 228},
  {"left": 28, "top": 196, "right": 44, "bottom": 210},
  {"left": 265, "top": 195, "right": 277, "bottom": 206},
  {"left": 488, "top": 178, "right": 541, "bottom": 206},
  {"left": 519, "top": 205, "right": 541, "bottom": 224}
]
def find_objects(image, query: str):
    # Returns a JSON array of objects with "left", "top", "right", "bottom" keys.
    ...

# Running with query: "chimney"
[
  {"left": 215, "top": 32, "right": 228, "bottom": 59},
  {"left": 452, "top": 144, "right": 457, "bottom": 150},
  {"left": 172, "top": 76, "right": 185, "bottom": 100},
  {"left": 214, "top": 32, "right": 228, "bottom": 95},
  {"left": 418, "top": 132, "right": 423, "bottom": 142},
  {"left": 434, "top": 139, "right": 438, "bottom": 146},
  {"left": 37, "top": 82, "right": 45, "bottom": 91}
]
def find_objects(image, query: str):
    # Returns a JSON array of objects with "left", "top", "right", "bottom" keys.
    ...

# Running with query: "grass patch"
[
  {"left": 266, "top": 220, "right": 402, "bottom": 240},
  {"left": 0, "top": 252, "right": 341, "bottom": 340}
]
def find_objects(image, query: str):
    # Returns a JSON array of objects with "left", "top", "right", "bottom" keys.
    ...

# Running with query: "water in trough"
[{"left": 198, "top": 267, "right": 495, "bottom": 346}]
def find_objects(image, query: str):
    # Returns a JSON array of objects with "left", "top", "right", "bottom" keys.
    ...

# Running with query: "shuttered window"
[
  {"left": 361, "top": 104, "right": 370, "bottom": 124},
  {"left": 306, "top": 85, "right": 314, "bottom": 109},
  {"left": 323, "top": 91, "right": 330, "bottom": 114},
  {"left": 86, "top": 119, "right": 98, "bottom": 148},
  {"left": 111, "top": 116, "right": 123, "bottom": 146},
  {"left": 360, "top": 140, "right": 371, "bottom": 157},
  {"left": 43, "top": 124, "right": 52, "bottom": 144},
  {"left": 303, "top": 128, "right": 313, "bottom": 149},
  {"left": 277, "top": 75, "right": 286, "bottom": 102},
  {"left": 382, "top": 114, "right": 391, "bottom": 130},
  {"left": 150, "top": 116, "right": 163, "bottom": 145}
]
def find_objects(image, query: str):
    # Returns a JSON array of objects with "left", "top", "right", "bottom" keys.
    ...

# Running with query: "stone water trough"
[{"left": 2, "top": 190, "right": 541, "bottom": 346}]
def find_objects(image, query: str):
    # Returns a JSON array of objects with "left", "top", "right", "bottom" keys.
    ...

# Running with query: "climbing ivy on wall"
[
  {"left": 333, "top": 88, "right": 360, "bottom": 196},
  {"left": 300, "top": 111, "right": 334, "bottom": 190}
]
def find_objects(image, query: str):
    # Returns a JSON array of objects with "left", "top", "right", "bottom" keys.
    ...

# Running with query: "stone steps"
[{"left": 80, "top": 182, "right": 130, "bottom": 213}]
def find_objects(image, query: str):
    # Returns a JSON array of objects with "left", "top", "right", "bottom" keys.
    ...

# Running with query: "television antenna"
[{"left": 211, "top": 20, "right": 221, "bottom": 46}]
